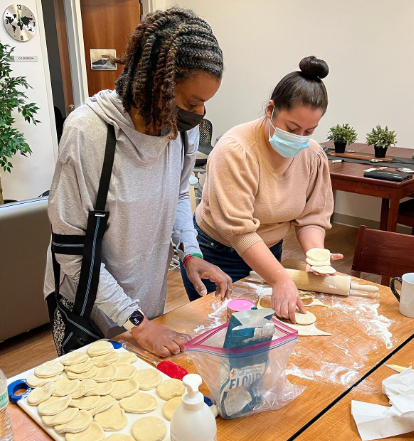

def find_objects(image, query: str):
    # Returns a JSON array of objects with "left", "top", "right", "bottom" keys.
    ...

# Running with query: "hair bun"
[{"left": 299, "top": 56, "right": 329, "bottom": 80}]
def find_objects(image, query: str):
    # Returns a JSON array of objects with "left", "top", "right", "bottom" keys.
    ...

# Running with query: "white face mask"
[{"left": 268, "top": 111, "right": 311, "bottom": 158}]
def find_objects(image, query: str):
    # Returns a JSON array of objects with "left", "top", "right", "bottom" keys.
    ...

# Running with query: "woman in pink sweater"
[{"left": 181, "top": 56, "right": 342, "bottom": 323}]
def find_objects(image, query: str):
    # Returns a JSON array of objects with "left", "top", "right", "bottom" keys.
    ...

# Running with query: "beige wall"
[{"left": 157, "top": 0, "right": 414, "bottom": 221}]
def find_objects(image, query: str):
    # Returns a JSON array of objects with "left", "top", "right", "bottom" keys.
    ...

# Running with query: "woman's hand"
[
  {"left": 306, "top": 253, "right": 343, "bottom": 276},
  {"left": 131, "top": 317, "right": 191, "bottom": 358},
  {"left": 271, "top": 276, "right": 306, "bottom": 323},
  {"left": 185, "top": 257, "right": 233, "bottom": 300}
]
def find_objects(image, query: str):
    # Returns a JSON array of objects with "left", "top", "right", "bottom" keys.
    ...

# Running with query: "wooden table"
[
  {"left": 325, "top": 142, "right": 414, "bottom": 232},
  {"left": 9, "top": 276, "right": 414, "bottom": 441}
]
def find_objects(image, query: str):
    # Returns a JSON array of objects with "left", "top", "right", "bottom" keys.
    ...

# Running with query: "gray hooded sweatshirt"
[{"left": 44, "top": 90, "right": 201, "bottom": 337}]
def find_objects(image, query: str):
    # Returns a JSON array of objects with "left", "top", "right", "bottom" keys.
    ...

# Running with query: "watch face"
[
  {"left": 129, "top": 311, "right": 144, "bottom": 326},
  {"left": 4, "top": 4, "right": 36, "bottom": 42}
]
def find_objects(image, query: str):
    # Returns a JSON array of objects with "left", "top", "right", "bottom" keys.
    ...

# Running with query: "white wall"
[
  {"left": 1, "top": 0, "right": 57, "bottom": 201},
  {"left": 158, "top": 0, "right": 414, "bottom": 222}
]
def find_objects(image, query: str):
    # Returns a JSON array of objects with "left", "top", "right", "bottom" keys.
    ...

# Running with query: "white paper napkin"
[{"left": 352, "top": 368, "right": 414, "bottom": 440}]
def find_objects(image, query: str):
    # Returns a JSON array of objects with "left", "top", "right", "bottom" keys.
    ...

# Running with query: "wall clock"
[{"left": 3, "top": 4, "right": 36, "bottom": 42}]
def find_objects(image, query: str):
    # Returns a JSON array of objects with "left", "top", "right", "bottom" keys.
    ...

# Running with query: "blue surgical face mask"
[{"left": 268, "top": 111, "right": 311, "bottom": 158}]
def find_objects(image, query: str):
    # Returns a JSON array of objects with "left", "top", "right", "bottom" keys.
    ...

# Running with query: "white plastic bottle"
[
  {"left": 0, "top": 369, "right": 13, "bottom": 441},
  {"left": 170, "top": 374, "right": 217, "bottom": 441}
]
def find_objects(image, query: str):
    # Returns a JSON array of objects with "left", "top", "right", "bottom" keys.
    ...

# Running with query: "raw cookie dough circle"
[
  {"left": 38, "top": 396, "right": 72, "bottom": 416},
  {"left": 119, "top": 392, "right": 157, "bottom": 414},
  {"left": 71, "top": 379, "right": 99, "bottom": 399},
  {"left": 35, "top": 361, "right": 64, "bottom": 378},
  {"left": 294, "top": 311, "right": 316, "bottom": 325},
  {"left": 69, "top": 395, "right": 101, "bottom": 411},
  {"left": 87, "top": 341, "right": 113, "bottom": 357},
  {"left": 85, "top": 381, "right": 114, "bottom": 396},
  {"left": 131, "top": 416, "right": 167, "bottom": 441},
  {"left": 53, "top": 378, "right": 80, "bottom": 397},
  {"left": 42, "top": 407, "right": 79, "bottom": 426},
  {"left": 60, "top": 352, "right": 88, "bottom": 366},
  {"left": 94, "top": 364, "right": 118, "bottom": 382},
  {"left": 311, "top": 265, "right": 336, "bottom": 275},
  {"left": 110, "top": 378, "right": 139, "bottom": 399},
  {"left": 92, "top": 352, "right": 119, "bottom": 367},
  {"left": 66, "top": 422, "right": 105, "bottom": 441},
  {"left": 306, "top": 248, "right": 330, "bottom": 262},
  {"left": 55, "top": 409, "right": 93, "bottom": 433},
  {"left": 117, "top": 352, "right": 138, "bottom": 364},
  {"left": 94, "top": 404, "right": 128, "bottom": 431},
  {"left": 27, "top": 381, "right": 56, "bottom": 405},
  {"left": 67, "top": 366, "right": 98, "bottom": 380},
  {"left": 116, "top": 363, "right": 136, "bottom": 381},
  {"left": 65, "top": 360, "right": 95, "bottom": 374},
  {"left": 106, "top": 435, "right": 134, "bottom": 441},
  {"left": 163, "top": 396, "right": 182, "bottom": 421},
  {"left": 156, "top": 379, "right": 185, "bottom": 401},
  {"left": 26, "top": 374, "right": 59, "bottom": 388},
  {"left": 135, "top": 369, "right": 162, "bottom": 391},
  {"left": 90, "top": 395, "right": 117, "bottom": 416}
]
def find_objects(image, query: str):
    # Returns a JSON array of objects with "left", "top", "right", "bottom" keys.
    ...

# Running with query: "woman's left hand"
[
  {"left": 185, "top": 258, "right": 233, "bottom": 300},
  {"left": 306, "top": 253, "right": 344, "bottom": 276}
]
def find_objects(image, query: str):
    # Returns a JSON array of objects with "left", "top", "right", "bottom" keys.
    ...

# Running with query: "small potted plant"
[
  {"left": 366, "top": 125, "right": 397, "bottom": 158},
  {"left": 327, "top": 124, "right": 358, "bottom": 153}
]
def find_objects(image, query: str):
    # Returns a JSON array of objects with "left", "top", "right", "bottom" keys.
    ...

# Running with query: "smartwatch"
[{"left": 123, "top": 310, "right": 145, "bottom": 332}]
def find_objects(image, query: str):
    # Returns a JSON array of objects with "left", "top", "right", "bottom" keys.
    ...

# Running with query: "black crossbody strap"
[
  {"left": 96, "top": 124, "right": 116, "bottom": 212},
  {"left": 180, "top": 131, "right": 189, "bottom": 156}
]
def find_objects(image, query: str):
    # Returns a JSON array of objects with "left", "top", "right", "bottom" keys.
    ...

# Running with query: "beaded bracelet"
[{"left": 183, "top": 253, "right": 203, "bottom": 268}]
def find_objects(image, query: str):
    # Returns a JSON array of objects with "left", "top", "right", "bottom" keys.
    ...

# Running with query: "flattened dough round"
[
  {"left": 71, "top": 379, "right": 99, "bottom": 399},
  {"left": 53, "top": 378, "right": 80, "bottom": 397},
  {"left": 286, "top": 322, "right": 332, "bottom": 336},
  {"left": 85, "top": 381, "right": 114, "bottom": 396},
  {"left": 35, "top": 361, "right": 64, "bottom": 378},
  {"left": 38, "top": 396, "right": 71, "bottom": 416},
  {"left": 294, "top": 311, "right": 316, "bottom": 325},
  {"left": 311, "top": 265, "right": 336, "bottom": 275},
  {"left": 87, "top": 341, "right": 113, "bottom": 357},
  {"left": 156, "top": 379, "right": 185, "bottom": 401},
  {"left": 66, "top": 422, "right": 105, "bottom": 441},
  {"left": 135, "top": 369, "right": 162, "bottom": 391},
  {"left": 106, "top": 435, "right": 134, "bottom": 441},
  {"left": 27, "top": 381, "right": 56, "bottom": 405},
  {"left": 69, "top": 395, "right": 100, "bottom": 410},
  {"left": 117, "top": 352, "right": 138, "bottom": 364},
  {"left": 94, "top": 364, "right": 118, "bottom": 382},
  {"left": 55, "top": 409, "right": 93, "bottom": 433},
  {"left": 65, "top": 360, "right": 95, "bottom": 374},
  {"left": 26, "top": 374, "right": 59, "bottom": 388},
  {"left": 42, "top": 407, "right": 79, "bottom": 426},
  {"left": 116, "top": 363, "right": 136, "bottom": 381},
  {"left": 306, "top": 257, "right": 330, "bottom": 267},
  {"left": 119, "top": 392, "right": 157, "bottom": 414},
  {"left": 306, "top": 248, "right": 330, "bottom": 262},
  {"left": 92, "top": 351, "right": 119, "bottom": 367},
  {"left": 163, "top": 396, "right": 182, "bottom": 421},
  {"left": 60, "top": 352, "right": 88, "bottom": 366},
  {"left": 89, "top": 394, "right": 117, "bottom": 416},
  {"left": 131, "top": 416, "right": 167, "bottom": 441},
  {"left": 110, "top": 378, "right": 139, "bottom": 399},
  {"left": 94, "top": 404, "right": 127, "bottom": 431},
  {"left": 67, "top": 366, "right": 98, "bottom": 380}
]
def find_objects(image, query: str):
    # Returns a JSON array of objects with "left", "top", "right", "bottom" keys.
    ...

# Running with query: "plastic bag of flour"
[{"left": 185, "top": 309, "right": 304, "bottom": 419}]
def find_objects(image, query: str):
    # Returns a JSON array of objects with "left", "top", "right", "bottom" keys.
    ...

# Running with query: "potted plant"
[
  {"left": 327, "top": 124, "right": 358, "bottom": 153},
  {"left": 0, "top": 42, "right": 40, "bottom": 204},
  {"left": 366, "top": 125, "right": 397, "bottom": 158}
]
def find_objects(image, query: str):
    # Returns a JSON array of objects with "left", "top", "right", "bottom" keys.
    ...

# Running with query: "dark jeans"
[{"left": 181, "top": 217, "right": 283, "bottom": 301}]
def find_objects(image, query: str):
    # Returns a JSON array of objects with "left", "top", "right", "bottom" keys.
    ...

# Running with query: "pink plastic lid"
[{"left": 227, "top": 299, "right": 255, "bottom": 313}]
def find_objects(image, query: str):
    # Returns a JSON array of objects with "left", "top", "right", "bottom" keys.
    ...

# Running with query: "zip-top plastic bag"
[{"left": 185, "top": 308, "right": 304, "bottom": 419}]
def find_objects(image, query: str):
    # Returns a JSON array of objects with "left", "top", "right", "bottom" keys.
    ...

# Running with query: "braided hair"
[{"left": 115, "top": 7, "right": 223, "bottom": 139}]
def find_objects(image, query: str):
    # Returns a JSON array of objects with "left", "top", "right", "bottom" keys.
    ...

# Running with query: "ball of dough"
[
  {"left": 94, "top": 404, "right": 128, "bottom": 431},
  {"left": 162, "top": 396, "right": 182, "bottom": 421},
  {"left": 132, "top": 416, "right": 167, "bottom": 441},
  {"left": 65, "top": 422, "right": 105, "bottom": 441},
  {"left": 156, "top": 379, "right": 185, "bottom": 401},
  {"left": 135, "top": 369, "right": 162, "bottom": 391},
  {"left": 119, "top": 392, "right": 158, "bottom": 414},
  {"left": 35, "top": 361, "right": 64, "bottom": 378},
  {"left": 294, "top": 311, "right": 316, "bottom": 325},
  {"left": 87, "top": 341, "right": 113, "bottom": 357}
]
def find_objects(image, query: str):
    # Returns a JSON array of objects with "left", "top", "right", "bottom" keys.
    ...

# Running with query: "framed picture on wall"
[{"left": 90, "top": 49, "right": 117, "bottom": 70}]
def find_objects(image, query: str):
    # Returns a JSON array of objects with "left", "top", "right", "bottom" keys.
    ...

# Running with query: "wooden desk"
[
  {"left": 8, "top": 277, "right": 414, "bottom": 441},
  {"left": 326, "top": 142, "right": 414, "bottom": 232},
  {"left": 295, "top": 338, "right": 414, "bottom": 441}
]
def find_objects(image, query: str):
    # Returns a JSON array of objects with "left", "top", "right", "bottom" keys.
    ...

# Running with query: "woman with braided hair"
[{"left": 44, "top": 7, "right": 231, "bottom": 357}]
